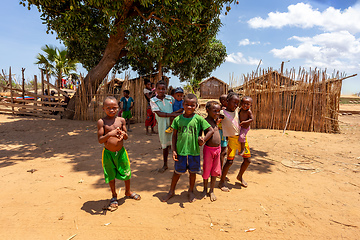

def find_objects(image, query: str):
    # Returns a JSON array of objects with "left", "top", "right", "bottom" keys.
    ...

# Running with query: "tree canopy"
[{"left": 21, "top": 0, "right": 238, "bottom": 118}]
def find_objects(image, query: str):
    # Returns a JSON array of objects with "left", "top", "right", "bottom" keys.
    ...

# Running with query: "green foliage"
[
  {"left": 21, "top": 0, "right": 236, "bottom": 72},
  {"left": 35, "top": 45, "right": 78, "bottom": 85}
]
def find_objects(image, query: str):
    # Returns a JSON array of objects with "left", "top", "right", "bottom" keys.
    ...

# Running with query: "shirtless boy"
[
  {"left": 238, "top": 96, "right": 253, "bottom": 155},
  {"left": 97, "top": 96, "right": 141, "bottom": 211},
  {"left": 201, "top": 101, "right": 221, "bottom": 202}
]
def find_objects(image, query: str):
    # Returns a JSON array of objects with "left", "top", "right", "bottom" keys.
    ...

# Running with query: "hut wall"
[
  {"left": 200, "top": 79, "right": 227, "bottom": 99},
  {"left": 236, "top": 68, "right": 344, "bottom": 133}
]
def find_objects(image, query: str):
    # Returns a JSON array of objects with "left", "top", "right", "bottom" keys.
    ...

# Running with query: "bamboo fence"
[
  {"left": 74, "top": 73, "right": 169, "bottom": 122},
  {"left": 232, "top": 67, "right": 355, "bottom": 133}
]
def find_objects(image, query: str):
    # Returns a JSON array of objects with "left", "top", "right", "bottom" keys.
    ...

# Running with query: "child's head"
[
  {"left": 123, "top": 90, "right": 130, "bottom": 97},
  {"left": 156, "top": 80, "right": 167, "bottom": 98},
  {"left": 144, "top": 79, "right": 152, "bottom": 90},
  {"left": 226, "top": 92, "right": 240, "bottom": 112},
  {"left": 219, "top": 94, "right": 227, "bottom": 108},
  {"left": 183, "top": 94, "right": 198, "bottom": 115},
  {"left": 174, "top": 87, "right": 184, "bottom": 101},
  {"left": 103, "top": 96, "right": 119, "bottom": 118},
  {"left": 206, "top": 101, "right": 221, "bottom": 120},
  {"left": 50, "top": 90, "right": 55, "bottom": 96},
  {"left": 241, "top": 96, "right": 253, "bottom": 110}
]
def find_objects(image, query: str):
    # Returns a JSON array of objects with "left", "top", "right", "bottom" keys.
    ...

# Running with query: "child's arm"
[
  {"left": 198, "top": 126, "right": 214, "bottom": 146},
  {"left": 130, "top": 98, "right": 134, "bottom": 110},
  {"left": 119, "top": 117, "right": 128, "bottom": 140},
  {"left": 97, "top": 119, "right": 120, "bottom": 144},
  {"left": 153, "top": 111, "right": 181, "bottom": 118},
  {"left": 173, "top": 107, "right": 184, "bottom": 113},
  {"left": 172, "top": 129, "right": 178, "bottom": 161}
]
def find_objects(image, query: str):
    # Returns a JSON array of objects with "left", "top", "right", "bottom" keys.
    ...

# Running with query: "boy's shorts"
[
  {"left": 102, "top": 147, "right": 131, "bottom": 183},
  {"left": 227, "top": 136, "right": 251, "bottom": 160},
  {"left": 202, "top": 145, "right": 221, "bottom": 179},
  {"left": 122, "top": 110, "right": 132, "bottom": 119},
  {"left": 175, "top": 155, "right": 201, "bottom": 174},
  {"left": 219, "top": 129, "right": 228, "bottom": 147}
]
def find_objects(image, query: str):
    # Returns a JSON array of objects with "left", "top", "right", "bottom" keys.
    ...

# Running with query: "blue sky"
[{"left": 1, "top": 0, "right": 360, "bottom": 94}]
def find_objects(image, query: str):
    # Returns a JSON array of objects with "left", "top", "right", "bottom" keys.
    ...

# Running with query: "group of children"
[{"left": 97, "top": 80, "right": 253, "bottom": 210}]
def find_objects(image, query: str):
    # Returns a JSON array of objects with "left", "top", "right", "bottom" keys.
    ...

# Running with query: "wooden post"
[
  {"left": 21, "top": 68, "right": 25, "bottom": 101},
  {"left": 41, "top": 70, "right": 45, "bottom": 95},
  {"left": 9, "top": 67, "right": 14, "bottom": 114},
  {"left": 46, "top": 71, "right": 50, "bottom": 96},
  {"left": 34, "top": 75, "right": 38, "bottom": 106}
]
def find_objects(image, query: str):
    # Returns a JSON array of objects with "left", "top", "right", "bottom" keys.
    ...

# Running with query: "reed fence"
[
  {"left": 232, "top": 68, "right": 356, "bottom": 133},
  {"left": 74, "top": 74, "right": 169, "bottom": 122}
]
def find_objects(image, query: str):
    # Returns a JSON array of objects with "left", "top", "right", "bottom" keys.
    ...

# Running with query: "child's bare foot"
[
  {"left": 200, "top": 191, "right": 207, "bottom": 199},
  {"left": 218, "top": 182, "right": 230, "bottom": 192},
  {"left": 162, "top": 192, "right": 174, "bottom": 202},
  {"left": 151, "top": 130, "right": 157, "bottom": 134},
  {"left": 158, "top": 166, "right": 168, "bottom": 173},
  {"left": 189, "top": 192, "right": 196, "bottom": 203},
  {"left": 209, "top": 192, "right": 217, "bottom": 202},
  {"left": 146, "top": 132, "right": 151, "bottom": 136},
  {"left": 236, "top": 175, "right": 248, "bottom": 187}
]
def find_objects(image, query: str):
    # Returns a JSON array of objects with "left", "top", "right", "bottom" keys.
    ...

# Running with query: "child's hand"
[
  {"left": 198, "top": 136, "right": 205, "bottom": 146},
  {"left": 172, "top": 151, "right": 178, "bottom": 161},
  {"left": 239, "top": 121, "right": 244, "bottom": 126}
]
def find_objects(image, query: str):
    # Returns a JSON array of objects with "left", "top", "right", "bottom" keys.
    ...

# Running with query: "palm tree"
[{"left": 35, "top": 45, "right": 78, "bottom": 88}]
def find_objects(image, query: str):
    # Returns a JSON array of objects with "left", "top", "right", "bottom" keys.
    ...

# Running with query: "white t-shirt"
[{"left": 220, "top": 108, "right": 240, "bottom": 137}]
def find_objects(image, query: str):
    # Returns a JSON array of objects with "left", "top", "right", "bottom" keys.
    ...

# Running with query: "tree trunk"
[
  {"left": 157, "top": 61, "right": 162, "bottom": 82},
  {"left": 63, "top": 2, "right": 133, "bottom": 119}
]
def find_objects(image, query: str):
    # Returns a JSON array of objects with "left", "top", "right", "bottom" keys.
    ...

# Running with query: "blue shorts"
[
  {"left": 175, "top": 155, "right": 201, "bottom": 174},
  {"left": 219, "top": 129, "right": 228, "bottom": 147}
]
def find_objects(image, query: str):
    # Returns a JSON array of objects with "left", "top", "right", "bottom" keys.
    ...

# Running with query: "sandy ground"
[{"left": 0, "top": 110, "right": 359, "bottom": 239}]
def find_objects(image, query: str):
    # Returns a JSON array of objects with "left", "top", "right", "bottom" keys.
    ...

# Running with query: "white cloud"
[
  {"left": 226, "top": 52, "right": 260, "bottom": 65},
  {"left": 270, "top": 31, "right": 360, "bottom": 71},
  {"left": 248, "top": 3, "right": 360, "bottom": 34},
  {"left": 238, "top": 39, "right": 260, "bottom": 46}
]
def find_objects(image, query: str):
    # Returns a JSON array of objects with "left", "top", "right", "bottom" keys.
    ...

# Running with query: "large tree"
[
  {"left": 21, "top": 0, "right": 237, "bottom": 118},
  {"left": 35, "top": 45, "right": 78, "bottom": 88}
]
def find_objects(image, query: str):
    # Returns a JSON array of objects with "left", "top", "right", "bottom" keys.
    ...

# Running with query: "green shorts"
[
  {"left": 122, "top": 110, "right": 132, "bottom": 119},
  {"left": 102, "top": 147, "right": 131, "bottom": 183}
]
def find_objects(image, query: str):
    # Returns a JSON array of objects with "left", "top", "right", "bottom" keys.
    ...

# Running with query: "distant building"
[{"left": 199, "top": 76, "right": 228, "bottom": 99}]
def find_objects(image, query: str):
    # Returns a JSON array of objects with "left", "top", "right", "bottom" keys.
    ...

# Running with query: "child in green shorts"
[
  {"left": 97, "top": 96, "right": 140, "bottom": 211},
  {"left": 120, "top": 90, "right": 134, "bottom": 132}
]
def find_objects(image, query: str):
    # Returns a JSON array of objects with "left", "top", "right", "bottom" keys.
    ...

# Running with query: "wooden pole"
[
  {"left": 9, "top": 67, "right": 14, "bottom": 114},
  {"left": 21, "top": 68, "right": 25, "bottom": 101},
  {"left": 34, "top": 75, "right": 38, "bottom": 106},
  {"left": 41, "top": 70, "right": 45, "bottom": 95}
]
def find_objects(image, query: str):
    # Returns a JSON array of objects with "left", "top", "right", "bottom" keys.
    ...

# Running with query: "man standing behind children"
[
  {"left": 120, "top": 90, "right": 134, "bottom": 132},
  {"left": 97, "top": 96, "right": 140, "bottom": 211},
  {"left": 162, "top": 94, "right": 214, "bottom": 203}
]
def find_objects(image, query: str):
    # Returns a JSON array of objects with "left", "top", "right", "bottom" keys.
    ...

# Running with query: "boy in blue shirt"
[
  {"left": 162, "top": 94, "right": 214, "bottom": 203},
  {"left": 165, "top": 87, "right": 184, "bottom": 133},
  {"left": 120, "top": 90, "right": 134, "bottom": 132}
]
